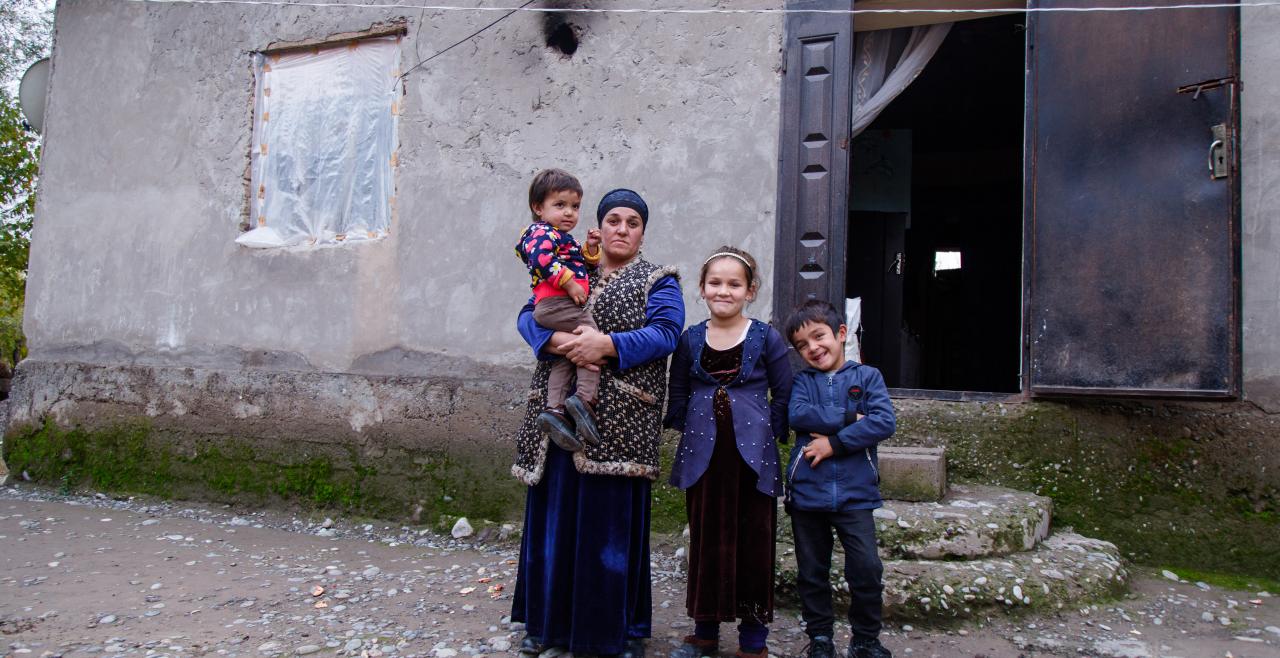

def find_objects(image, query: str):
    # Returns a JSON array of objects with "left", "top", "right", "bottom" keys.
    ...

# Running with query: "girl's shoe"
[
  {"left": 565, "top": 395, "right": 602, "bottom": 446},
  {"left": 537, "top": 406, "right": 583, "bottom": 452},
  {"left": 669, "top": 636, "right": 719, "bottom": 658}
]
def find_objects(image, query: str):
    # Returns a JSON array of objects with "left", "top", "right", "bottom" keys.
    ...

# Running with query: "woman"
[{"left": 511, "top": 188, "right": 684, "bottom": 658}]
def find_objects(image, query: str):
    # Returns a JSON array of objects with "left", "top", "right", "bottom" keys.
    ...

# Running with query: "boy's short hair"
[
  {"left": 528, "top": 168, "right": 584, "bottom": 220},
  {"left": 784, "top": 299, "right": 845, "bottom": 344}
]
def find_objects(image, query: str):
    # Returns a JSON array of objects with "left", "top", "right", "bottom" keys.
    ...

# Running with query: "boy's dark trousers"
[{"left": 789, "top": 508, "right": 883, "bottom": 641}]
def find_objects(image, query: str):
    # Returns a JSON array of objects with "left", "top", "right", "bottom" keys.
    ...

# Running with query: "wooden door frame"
[{"left": 772, "top": 0, "right": 854, "bottom": 323}]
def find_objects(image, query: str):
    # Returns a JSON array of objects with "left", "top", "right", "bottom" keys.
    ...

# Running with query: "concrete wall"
[
  {"left": 1241, "top": 1, "right": 1280, "bottom": 412},
  {"left": 24, "top": 0, "right": 784, "bottom": 376},
  {"left": 5, "top": 0, "right": 785, "bottom": 520}
]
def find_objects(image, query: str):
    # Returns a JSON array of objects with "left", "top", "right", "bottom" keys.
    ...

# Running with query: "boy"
[
  {"left": 514, "top": 168, "right": 602, "bottom": 450},
  {"left": 783, "top": 300, "right": 896, "bottom": 658}
]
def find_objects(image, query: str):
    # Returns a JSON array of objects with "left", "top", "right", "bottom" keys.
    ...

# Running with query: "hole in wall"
[{"left": 543, "top": 12, "right": 579, "bottom": 56}]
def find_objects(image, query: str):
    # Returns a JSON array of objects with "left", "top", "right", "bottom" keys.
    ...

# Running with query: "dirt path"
[{"left": 1, "top": 485, "right": 1277, "bottom": 658}]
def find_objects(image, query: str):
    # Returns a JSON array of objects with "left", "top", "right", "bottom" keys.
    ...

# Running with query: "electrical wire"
[
  {"left": 396, "top": 0, "right": 535, "bottom": 85},
  {"left": 122, "top": 0, "right": 1280, "bottom": 15}
]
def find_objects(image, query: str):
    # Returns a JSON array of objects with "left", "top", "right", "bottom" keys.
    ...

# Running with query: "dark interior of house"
[{"left": 847, "top": 14, "right": 1026, "bottom": 393}]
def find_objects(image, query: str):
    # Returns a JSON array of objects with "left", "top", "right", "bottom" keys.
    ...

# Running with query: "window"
[
  {"left": 933, "top": 250, "right": 962, "bottom": 274},
  {"left": 244, "top": 36, "right": 401, "bottom": 248}
]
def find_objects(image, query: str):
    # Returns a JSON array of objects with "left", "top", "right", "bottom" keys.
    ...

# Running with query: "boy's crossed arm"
[{"left": 789, "top": 370, "right": 894, "bottom": 468}]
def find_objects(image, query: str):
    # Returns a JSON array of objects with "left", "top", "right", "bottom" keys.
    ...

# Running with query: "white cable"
[{"left": 119, "top": 0, "right": 1279, "bottom": 15}]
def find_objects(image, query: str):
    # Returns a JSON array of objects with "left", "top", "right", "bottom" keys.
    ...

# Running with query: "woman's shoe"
[
  {"left": 537, "top": 406, "right": 583, "bottom": 452},
  {"left": 565, "top": 395, "right": 602, "bottom": 446},
  {"left": 518, "top": 635, "right": 544, "bottom": 657},
  {"left": 618, "top": 639, "right": 646, "bottom": 658}
]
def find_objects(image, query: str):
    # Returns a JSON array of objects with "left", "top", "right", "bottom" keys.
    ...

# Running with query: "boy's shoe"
[
  {"left": 517, "top": 635, "right": 544, "bottom": 657},
  {"left": 846, "top": 638, "right": 892, "bottom": 658},
  {"left": 565, "top": 395, "right": 602, "bottom": 447},
  {"left": 669, "top": 636, "right": 719, "bottom": 658},
  {"left": 803, "top": 636, "right": 835, "bottom": 658},
  {"left": 537, "top": 406, "right": 583, "bottom": 452}
]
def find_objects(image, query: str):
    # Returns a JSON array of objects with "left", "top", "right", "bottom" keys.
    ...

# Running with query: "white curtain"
[{"left": 851, "top": 23, "right": 952, "bottom": 138}]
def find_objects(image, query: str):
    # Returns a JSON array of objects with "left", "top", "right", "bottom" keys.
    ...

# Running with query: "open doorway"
[{"left": 847, "top": 14, "right": 1026, "bottom": 394}]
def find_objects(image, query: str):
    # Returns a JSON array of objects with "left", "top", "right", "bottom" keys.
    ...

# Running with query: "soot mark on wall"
[{"left": 542, "top": 11, "right": 580, "bottom": 57}]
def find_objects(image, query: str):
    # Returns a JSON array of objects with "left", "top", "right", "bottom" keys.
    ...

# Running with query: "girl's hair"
[
  {"left": 699, "top": 245, "right": 761, "bottom": 292},
  {"left": 528, "top": 168, "right": 584, "bottom": 220}
]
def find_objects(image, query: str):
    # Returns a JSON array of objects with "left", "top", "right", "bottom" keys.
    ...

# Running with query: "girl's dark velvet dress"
[{"left": 684, "top": 340, "right": 778, "bottom": 624}]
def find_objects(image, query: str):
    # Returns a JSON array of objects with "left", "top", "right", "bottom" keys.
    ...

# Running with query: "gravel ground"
[{"left": 1, "top": 484, "right": 1278, "bottom": 658}]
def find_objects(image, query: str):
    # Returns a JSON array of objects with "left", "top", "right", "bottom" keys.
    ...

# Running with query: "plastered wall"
[{"left": 25, "top": 0, "right": 785, "bottom": 375}]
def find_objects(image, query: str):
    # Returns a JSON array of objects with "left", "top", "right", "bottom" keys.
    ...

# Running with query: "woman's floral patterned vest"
[{"left": 512, "top": 258, "right": 680, "bottom": 485}]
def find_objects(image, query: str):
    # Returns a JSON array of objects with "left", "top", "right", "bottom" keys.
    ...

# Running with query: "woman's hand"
[{"left": 563, "top": 325, "right": 616, "bottom": 368}]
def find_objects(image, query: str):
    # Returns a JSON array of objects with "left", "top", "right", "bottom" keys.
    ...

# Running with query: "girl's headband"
[{"left": 703, "top": 252, "right": 755, "bottom": 281}]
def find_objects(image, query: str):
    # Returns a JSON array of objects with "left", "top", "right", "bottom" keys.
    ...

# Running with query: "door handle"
[
  {"left": 1209, "top": 123, "right": 1229, "bottom": 180},
  {"left": 887, "top": 252, "right": 904, "bottom": 275},
  {"left": 1208, "top": 139, "right": 1224, "bottom": 178}
]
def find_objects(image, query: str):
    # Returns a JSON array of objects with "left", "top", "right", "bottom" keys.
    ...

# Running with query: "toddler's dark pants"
[
  {"left": 789, "top": 507, "right": 883, "bottom": 642},
  {"left": 533, "top": 296, "right": 599, "bottom": 408}
]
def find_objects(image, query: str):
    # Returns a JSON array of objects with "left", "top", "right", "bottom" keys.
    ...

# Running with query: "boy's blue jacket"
[{"left": 786, "top": 360, "right": 896, "bottom": 512}]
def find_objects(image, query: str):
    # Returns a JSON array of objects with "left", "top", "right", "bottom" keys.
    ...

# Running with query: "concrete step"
[
  {"left": 876, "top": 483, "right": 1052, "bottom": 560},
  {"left": 778, "top": 483, "right": 1053, "bottom": 560},
  {"left": 775, "top": 531, "right": 1129, "bottom": 622},
  {"left": 879, "top": 446, "right": 946, "bottom": 502}
]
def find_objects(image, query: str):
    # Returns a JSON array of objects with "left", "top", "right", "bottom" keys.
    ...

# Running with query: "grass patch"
[
  {"left": 3, "top": 418, "right": 524, "bottom": 524},
  {"left": 895, "top": 399, "right": 1280, "bottom": 580},
  {"left": 1163, "top": 567, "right": 1280, "bottom": 594},
  {"left": 651, "top": 431, "right": 687, "bottom": 534}
]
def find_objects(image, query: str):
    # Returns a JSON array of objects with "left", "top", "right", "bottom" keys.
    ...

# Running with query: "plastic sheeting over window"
[{"left": 245, "top": 36, "right": 401, "bottom": 248}]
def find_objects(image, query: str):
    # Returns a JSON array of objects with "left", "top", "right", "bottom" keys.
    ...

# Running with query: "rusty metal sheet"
[{"left": 1026, "top": 0, "right": 1239, "bottom": 396}]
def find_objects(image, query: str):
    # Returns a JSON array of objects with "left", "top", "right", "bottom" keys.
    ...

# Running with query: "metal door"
[{"left": 1026, "top": 0, "right": 1239, "bottom": 396}]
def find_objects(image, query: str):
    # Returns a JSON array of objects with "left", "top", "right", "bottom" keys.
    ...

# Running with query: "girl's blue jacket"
[
  {"left": 786, "top": 360, "right": 896, "bottom": 511},
  {"left": 663, "top": 319, "right": 793, "bottom": 497}
]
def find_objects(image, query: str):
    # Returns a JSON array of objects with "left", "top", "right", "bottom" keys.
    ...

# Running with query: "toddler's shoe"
[
  {"left": 537, "top": 406, "right": 583, "bottom": 452},
  {"left": 668, "top": 636, "right": 718, "bottom": 658},
  {"left": 846, "top": 638, "right": 891, "bottom": 658},
  {"left": 565, "top": 395, "right": 602, "bottom": 447}
]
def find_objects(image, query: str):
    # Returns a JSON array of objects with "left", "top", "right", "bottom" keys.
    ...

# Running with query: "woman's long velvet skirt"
[{"left": 511, "top": 444, "right": 652, "bottom": 655}]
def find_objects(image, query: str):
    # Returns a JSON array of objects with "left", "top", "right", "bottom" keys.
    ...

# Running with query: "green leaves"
[
  {"left": 0, "top": 89, "right": 37, "bottom": 315},
  {"left": 0, "top": 0, "right": 52, "bottom": 364}
]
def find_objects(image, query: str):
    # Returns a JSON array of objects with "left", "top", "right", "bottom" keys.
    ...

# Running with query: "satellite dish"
[{"left": 18, "top": 58, "right": 51, "bottom": 134}]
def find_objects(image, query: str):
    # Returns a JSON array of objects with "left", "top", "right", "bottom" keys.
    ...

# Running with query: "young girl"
[{"left": 664, "top": 246, "right": 794, "bottom": 658}]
